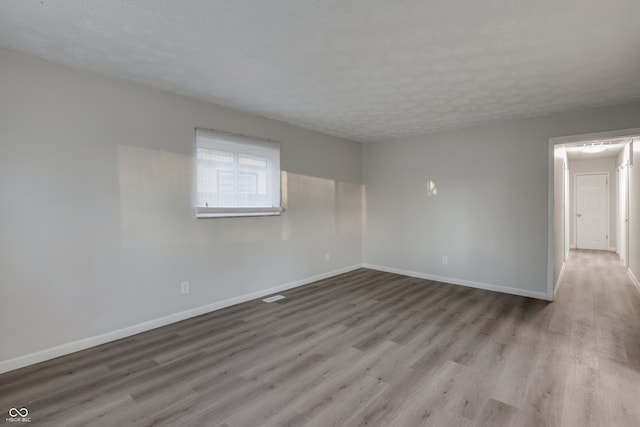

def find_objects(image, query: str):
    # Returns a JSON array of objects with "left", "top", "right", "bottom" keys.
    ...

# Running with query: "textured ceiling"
[{"left": 1, "top": 0, "right": 640, "bottom": 142}]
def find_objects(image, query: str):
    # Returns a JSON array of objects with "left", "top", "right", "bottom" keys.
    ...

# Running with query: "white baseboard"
[
  {"left": 554, "top": 262, "right": 566, "bottom": 298},
  {"left": 609, "top": 247, "right": 616, "bottom": 252},
  {"left": 0, "top": 264, "right": 362, "bottom": 375},
  {"left": 570, "top": 244, "right": 576, "bottom": 249},
  {"left": 362, "top": 263, "right": 551, "bottom": 301},
  {"left": 629, "top": 268, "right": 640, "bottom": 293}
]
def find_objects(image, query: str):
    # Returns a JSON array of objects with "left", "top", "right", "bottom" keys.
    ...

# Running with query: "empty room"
[{"left": 1, "top": 1, "right": 640, "bottom": 426}]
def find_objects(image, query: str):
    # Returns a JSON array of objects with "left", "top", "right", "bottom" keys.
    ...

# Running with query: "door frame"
[
  {"left": 547, "top": 127, "right": 640, "bottom": 301},
  {"left": 573, "top": 172, "right": 610, "bottom": 251},
  {"left": 617, "top": 142, "right": 632, "bottom": 267},
  {"left": 564, "top": 162, "right": 570, "bottom": 261}
]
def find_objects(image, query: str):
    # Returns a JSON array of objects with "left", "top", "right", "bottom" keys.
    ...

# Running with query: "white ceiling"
[{"left": 1, "top": 1, "right": 640, "bottom": 143}]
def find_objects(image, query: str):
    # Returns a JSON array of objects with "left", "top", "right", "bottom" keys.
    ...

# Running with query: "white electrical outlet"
[
  {"left": 442, "top": 256, "right": 448, "bottom": 265},
  {"left": 325, "top": 253, "right": 330, "bottom": 262},
  {"left": 181, "top": 281, "right": 190, "bottom": 294}
]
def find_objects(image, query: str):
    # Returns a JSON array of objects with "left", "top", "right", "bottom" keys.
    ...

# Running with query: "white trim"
[
  {"left": 554, "top": 262, "right": 566, "bottom": 298},
  {"left": 570, "top": 244, "right": 577, "bottom": 249},
  {"left": 548, "top": 128, "right": 640, "bottom": 146},
  {"left": 573, "top": 172, "right": 610, "bottom": 251},
  {"left": 362, "top": 263, "right": 551, "bottom": 301},
  {"left": 609, "top": 247, "right": 616, "bottom": 252},
  {"left": 547, "top": 139, "right": 555, "bottom": 300},
  {"left": 629, "top": 269, "right": 640, "bottom": 293},
  {"left": 618, "top": 144, "right": 631, "bottom": 268},
  {"left": 0, "top": 264, "right": 362, "bottom": 375},
  {"left": 195, "top": 206, "right": 283, "bottom": 218},
  {"left": 564, "top": 159, "right": 571, "bottom": 262}
]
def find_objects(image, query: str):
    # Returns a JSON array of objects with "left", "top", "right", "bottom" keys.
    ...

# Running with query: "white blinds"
[{"left": 195, "top": 128, "right": 282, "bottom": 218}]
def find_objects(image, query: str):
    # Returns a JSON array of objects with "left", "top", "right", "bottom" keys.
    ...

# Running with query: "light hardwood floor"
[{"left": 1, "top": 250, "right": 639, "bottom": 426}]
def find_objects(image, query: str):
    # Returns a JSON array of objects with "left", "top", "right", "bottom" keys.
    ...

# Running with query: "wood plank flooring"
[{"left": 1, "top": 250, "right": 639, "bottom": 426}]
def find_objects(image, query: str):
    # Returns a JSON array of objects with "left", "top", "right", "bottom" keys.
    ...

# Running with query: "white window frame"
[{"left": 194, "top": 128, "right": 283, "bottom": 218}]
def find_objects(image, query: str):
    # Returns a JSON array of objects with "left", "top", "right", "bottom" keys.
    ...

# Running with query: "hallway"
[{"left": 551, "top": 249, "right": 640, "bottom": 426}]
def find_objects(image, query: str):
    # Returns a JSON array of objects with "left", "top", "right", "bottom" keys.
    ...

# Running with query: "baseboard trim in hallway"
[
  {"left": 554, "top": 262, "right": 566, "bottom": 298},
  {"left": 0, "top": 264, "right": 363, "bottom": 375},
  {"left": 629, "top": 268, "right": 640, "bottom": 292},
  {"left": 362, "top": 263, "right": 551, "bottom": 301}
]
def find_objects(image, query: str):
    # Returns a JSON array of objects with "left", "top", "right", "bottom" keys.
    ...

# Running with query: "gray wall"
[
  {"left": 363, "top": 102, "right": 640, "bottom": 297},
  {"left": 0, "top": 49, "right": 363, "bottom": 365},
  {"left": 568, "top": 157, "right": 617, "bottom": 249}
]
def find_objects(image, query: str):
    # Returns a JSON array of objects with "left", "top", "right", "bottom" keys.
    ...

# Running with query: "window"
[{"left": 195, "top": 128, "right": 282, "bottom": 218}]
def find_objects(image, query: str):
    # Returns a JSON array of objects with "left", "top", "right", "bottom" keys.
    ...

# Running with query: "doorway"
[{"left": 548, "top": 128, "right": 640, "bottom": 299}]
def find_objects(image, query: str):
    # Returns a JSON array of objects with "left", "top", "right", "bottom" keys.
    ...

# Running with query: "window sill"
[{"left": 195, "top": 206, "right": 284, "bottom": 218}]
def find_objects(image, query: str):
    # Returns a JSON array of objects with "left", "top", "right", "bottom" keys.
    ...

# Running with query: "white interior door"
[{"left": 576, "top": 173, "right": 608, "bottom": 250}]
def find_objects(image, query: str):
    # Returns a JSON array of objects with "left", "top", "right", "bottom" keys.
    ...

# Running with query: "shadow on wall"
[{"left": 116, "top": 144, "right": 364, "bottom": 248}]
